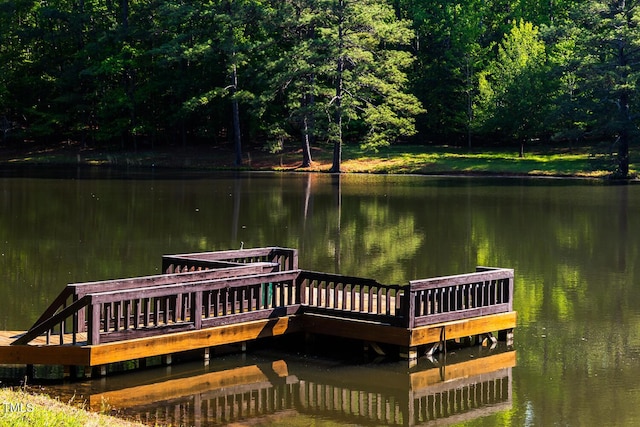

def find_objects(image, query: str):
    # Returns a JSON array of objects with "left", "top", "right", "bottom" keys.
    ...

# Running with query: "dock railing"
[
  {"left": 29, "top": 262, "right": 280, "bottom": 332},
  {"left": 22, "top": 247, "right": 296, "bottom": 343},
  {"left": 296, "top": 271, "right": 407, "bottom": 326},
  {"left": 11, "top": 261, "right": 514, "bottom": 348},
  {"left": 406, "top": 267, "right": 514, "bottom": 328},
  {"left": 13, "top": 270, "right": 301, "bottom": 346}
]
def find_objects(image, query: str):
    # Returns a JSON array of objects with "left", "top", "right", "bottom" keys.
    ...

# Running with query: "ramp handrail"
[
  {"left": 28, "top": 262, "right": 279, "bottom": 333},
  {"left": 13, "top": 270, "right": 301, "bottom": 346}
]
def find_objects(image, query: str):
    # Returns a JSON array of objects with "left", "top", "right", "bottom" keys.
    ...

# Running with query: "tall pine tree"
[{"left": 569, "top": 0, "right": 640, "bottom": 178}]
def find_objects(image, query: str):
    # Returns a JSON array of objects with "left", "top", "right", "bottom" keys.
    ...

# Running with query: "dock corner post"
[
  {"left": 399, "top": 346, "right": 418, "bottom": 360},
  {"left": 407, "top": 288, "right": 416, "bottom": 330},
  {"left": 91, "top": 365, "right": 107, "bottom": 377},
  {"left": 25, "top": 364, "right": 35, "bottom": 382},
  {"left": 64, "top": 365, "right": 79, "bottom": 379},
  {"left": 163, "top": 355, "right": 173, "bottom": 373},
  {"left": 400, "top": 347, "right": 418, "bottom": 368},
  {"left": 204, "top": 347, "right": 211, "bottom": 366},
  {"left": 192, "top": 291, "right": 203, "bottom": 330},
  {"left": 498, "top": 328, "right": 514, "bottom": 346},
  {"left": 162, "top": 354, "right": 173, "bottom": 366},
  {"left": 508, "top": 271, "right": 515, "bottom": 312}
]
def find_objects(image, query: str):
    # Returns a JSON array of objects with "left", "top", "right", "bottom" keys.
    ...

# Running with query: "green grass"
[
  {"left": 341, "top": 145, "right": 618, "bottom": 177},
  {"left": 1, "top": 141, "right": 637, "bottom": 178},
  {"left": 0, "top": 388, "right": 145, "bottom": 427}
]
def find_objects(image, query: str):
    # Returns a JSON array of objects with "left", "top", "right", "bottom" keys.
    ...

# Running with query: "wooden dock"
[{"left": 0, "top": 247, "right": 516, "bottom": 377}]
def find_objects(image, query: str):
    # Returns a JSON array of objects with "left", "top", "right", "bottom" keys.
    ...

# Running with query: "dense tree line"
[{"left": 0, "top": 0, "right": 638, "bottom": 175}]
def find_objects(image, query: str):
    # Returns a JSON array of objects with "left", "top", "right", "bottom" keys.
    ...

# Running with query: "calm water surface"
[{"left": 1, "top": 169, "right": 640, "bottom": 426}]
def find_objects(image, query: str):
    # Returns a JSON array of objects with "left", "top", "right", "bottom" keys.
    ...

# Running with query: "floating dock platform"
[{"left": 0, "top": 247, "right": 516, "bottom": 377}]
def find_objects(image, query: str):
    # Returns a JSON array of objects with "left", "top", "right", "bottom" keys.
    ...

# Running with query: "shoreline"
[{"left": 0, "top": 142, "right": 637, "bottom": 181}]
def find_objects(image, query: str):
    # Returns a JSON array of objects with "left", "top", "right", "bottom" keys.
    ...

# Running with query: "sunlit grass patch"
[
  {"left": 0, "top": 387, "right": 144, "bottom": 427},
  {"left": 337, "top": 144, "right": 625, "bottom": 177}
]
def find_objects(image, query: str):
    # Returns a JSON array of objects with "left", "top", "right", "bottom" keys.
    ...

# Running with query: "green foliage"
[
  {"left": 561, "top": 0, "right": 640, "bottom": 177},
  {"left": 258, "top": 0, "right": 423, "bottom": 169},
  {"left": 0, "top": 0, "right": 635, "bottom": 170},
  {"left": 475, "top": 20, "right": 553, "bottom": 153}
]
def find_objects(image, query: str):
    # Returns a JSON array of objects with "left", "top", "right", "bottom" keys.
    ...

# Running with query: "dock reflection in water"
[{"left": 48, "top": 346, "right": 515, "bottom": 426}]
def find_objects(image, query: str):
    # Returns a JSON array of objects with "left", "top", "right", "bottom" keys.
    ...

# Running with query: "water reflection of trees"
[{"left": 463, "top": 183, "right": 640, "bottom": 426}]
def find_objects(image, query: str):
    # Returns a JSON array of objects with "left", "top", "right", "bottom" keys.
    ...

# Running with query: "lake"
[{"left": 1, "top": 169, "right": 639, "bottom": 426}]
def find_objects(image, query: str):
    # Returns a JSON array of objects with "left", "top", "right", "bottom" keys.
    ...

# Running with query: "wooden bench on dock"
[{"left": 0, "top": 247, "right": 516, "bottom": 377}]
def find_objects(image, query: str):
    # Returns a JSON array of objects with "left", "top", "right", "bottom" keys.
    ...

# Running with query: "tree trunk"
[
  {"left": 121, "top": 0, "right": 128, "bottom": 30},
  {"left": 615, "top": 32, "right": 630, "bottom": 178},
  {"left": 331, "top": 0, "right": 345, "bottom": 173},
  {"left": 466, "top": 55, "right": 473, "bottom": 149},
  {"left": 121, "top": 0, "right": 136, "bottom": 151},
  {"left": 301, "top": 110, "right": 312, "bottom": 167},
  {"left": 231, "top": 61, "right": 243, "bottom": 166},
  {"left": 617, "top": 129, "right": 629, "bottom": 178}
]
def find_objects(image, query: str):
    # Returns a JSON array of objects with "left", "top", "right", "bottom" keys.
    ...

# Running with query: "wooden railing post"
[
  {"left": 407, "top": 288, "right": 416, "bottom": 329},
  {"left": 72, "top": 306, "right": 79, "bottom": 345},
  {"left": 89, "top": 301, "right": 101, "bottom": 345},
  {"left": 298, "top": 274, "right": 306, "bottom": 305},
  {"left": 290, "top": 250, "right": 298, "bottom": 270},
  {"left": 508, "top": 275, "right": 514, "bottom": 312},
  {"left": 192, "top": 291, "right": 202, "bottom": 329}
]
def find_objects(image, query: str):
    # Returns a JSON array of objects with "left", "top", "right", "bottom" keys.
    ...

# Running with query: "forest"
[{"left": 0, "top": 0, "right": 639, "bottom": 176}]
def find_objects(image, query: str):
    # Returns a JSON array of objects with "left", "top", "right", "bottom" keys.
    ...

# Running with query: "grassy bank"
[
  {"left": 0, "top": 141, "right": 637, "bottom": 178},
  {"left": 0, "top": 387, "right": 144, "bottom": 427}
]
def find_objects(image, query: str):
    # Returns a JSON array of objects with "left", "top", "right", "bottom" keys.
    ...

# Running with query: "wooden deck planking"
[
  {"left": 0, "top": 331, "right": 22, "bottom": 346},
  {"left": 1, "top": 331, "right": 88, "bottom": 346},
  {"left": 0, "top": 331, "right": 90, "bottom": 365}
]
